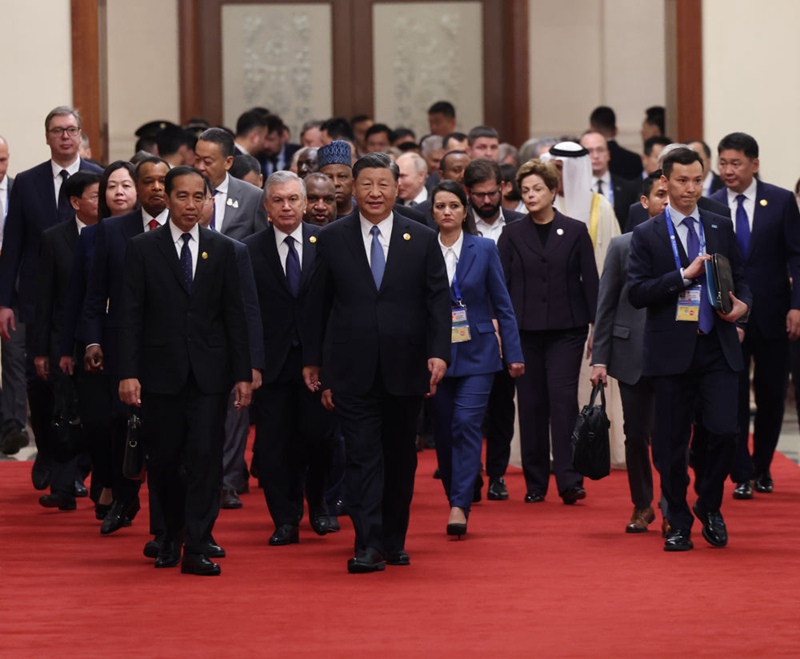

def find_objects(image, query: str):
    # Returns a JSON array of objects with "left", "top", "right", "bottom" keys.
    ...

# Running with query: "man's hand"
[
  {"left": 34, "top": 356, "right": 49, "bottom": 381},
  {"left": 683, "top": 254, "right": 712, "bottom": 281},
  {"left": 425, "top": 357, "right": 447, "bottom": 397},
  {"left": 119, "top": 378, "right": 141, "bottom": 407},
  {"left": 590, "top": 365, "right": 608, "bottom": 387},
  {"left": 234, "top": 381, "right": 252, "bottom": 410},
  {"left": 718, "top": 291, "right": 749, "bottom": 324},
  {"left": 507, "top": 362, "right": 525, "bottom": 378},
  {"left": 0, "top": 307, "right": 16, "bottom": 341},
  {"left": 321, "top": 388, "right": 335, "bottom": 411},
  {"left": 84, "top": 344, "right": 104, "bottom": 372},
  {"left": 251, "top": 368, "right": 263, "bottom": 391},
  {"left": 303, "top": 365, "right": 321, "bottom": 393},
  {"left": 787, "top": 309, "right": 800, "bottom": 341},
  {"left": 59, "top": 356, "right": 75, "bottom": 375}
]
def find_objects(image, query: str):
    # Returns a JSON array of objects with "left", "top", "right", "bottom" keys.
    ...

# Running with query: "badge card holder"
[{"left": 450, "top": 273, "right": 471, "bottom": 343}]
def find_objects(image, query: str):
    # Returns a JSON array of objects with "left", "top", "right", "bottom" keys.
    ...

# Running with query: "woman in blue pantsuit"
[{"left": 429, "top": 181, "right": 524, "bottom": 538}]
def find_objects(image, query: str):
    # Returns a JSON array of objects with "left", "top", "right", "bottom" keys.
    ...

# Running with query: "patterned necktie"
[
  {"left": 370, "top": 225, "right": 385, "bottom": 289},
  {"left": 685, "top": 217, "right": 713, "bottom": 333},
  {"left": 735, "top": 194, "right": 750, "bottom": 258},
  {"left": 180, "top": 233, "right": 193, "bottom": 291},
  {"left": 58, "top": 169, "right": 71, "bottom": 218},
  {"left": 147, "top": 219, "right": 159, "bottom": 232},
  {"left": 284, "top": 235, "right": 301, "bottom": 297}
]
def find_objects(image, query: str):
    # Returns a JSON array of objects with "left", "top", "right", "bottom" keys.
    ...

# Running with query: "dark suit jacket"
[
  {"left": 307, "top": 211, "right": 451, "bottom": 396},
  {"left": 445, "top": 233, "right": 523, "bottom": 378},
  {"left": 591, "top": 233, "right": 645, "bottom": 385},
  {"left": 610, "top": 174, "right": 640, "bottom": 231},
  {"left": 33, "top": 218, "right": 80, "bottom": 359},
  {"left": 608, "top": 140, "right": 642, "bottom": 181},
  {"left": 219, "top": 176, "right": 268, "bottom": 241},
  {"left": 711, "top": 180, "right": 800, "bottom": 339},
  {"left": 625, "top": 195, "right": 731, "bottom": 234},
  {"left": 0, "top": 158, "right": 102, "bottom": 321},
  {"left": 706, "top": 172, "right": 725, "bottom": 197},
  {"left": 497, "top": 211, "right": 599, "bottom": 330},
  {"left": 119, "top": 224, "right": 250, "bottom": 395},
  {"left": 628, "top": 208, "right": 752, "bottom": 376},
  {"left": 59, "top": 223, "right": 98, "bottom": 357},
  {"left": 244, "top": 223, "right": 318, "bottom": 383}
]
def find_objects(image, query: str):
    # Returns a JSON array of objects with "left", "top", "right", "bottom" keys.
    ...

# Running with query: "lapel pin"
[
  {"left": 201, "top": 252, "right": 208, "bottom": 260},
  {"left": 309, "top": 235, "right": 317, "bottom": 244},
  {"left": 760, "top": 199, "right": 768, "bottom": 207},
  {"left": 711, "top": 224, "right": 718, "bottom": 228},
  {"left": 403, "top": 233, "right": 411, "bottom": 241},
  {"left": 226, "top": 198, "right": 233, "bottom": 206},
  {"left": 233, "top": 200, "right": 239, "bottom": 208},
  {"left": 556, "top": 228, "right": 564, "bottom": 235}
]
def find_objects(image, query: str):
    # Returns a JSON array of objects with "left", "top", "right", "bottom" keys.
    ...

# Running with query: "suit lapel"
[
  {"left": 652, "top": 213, "right": 689, "bottom": 266},
  {"left": 455, "top": 234, "right": 476, "bottom": 283},
  {"left": 519, "top": 216, "right": 544, "bottom": 256},
  {"left": 36, "top": 164, "right": 57, "bottom": 214},
  {"left": 749, "top": 180, "right": 767, "bottom": 257},
  {"left": 299, "top": 224, "right": 316, "bottom": 292},
  {"left": 155, "top": 225, "right": 190, "bottom": 294},
  {"left": 381, "top": 214, "right": 409, "bottom": 291},
  {"left": 193, "top": 227, "right": 212, "bottom": 294},
  {"left": 263, "top": 224, "right": 292, "bottom": 296},
  {"left": 342, "top": 213, "right": 376, "bottom": 291}
]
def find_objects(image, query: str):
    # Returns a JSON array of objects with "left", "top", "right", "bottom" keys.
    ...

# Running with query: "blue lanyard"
[
  {"left": 664, "top": 206, "right": 705, "bottom": 271},
  {"left": 452, "top": 272, "right": 464, "bottom": 307}
]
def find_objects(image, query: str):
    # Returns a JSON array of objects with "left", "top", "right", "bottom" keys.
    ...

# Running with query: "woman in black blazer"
[{"left": 497, "top": 160, "right": 599, "bottom": 504}]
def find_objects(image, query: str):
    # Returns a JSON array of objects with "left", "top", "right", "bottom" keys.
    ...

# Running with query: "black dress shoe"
[
  {"left": 433, "top": 468, "right": 441, "bottom": 479},
  {"left": 73, "top": 480, "right": 88, "bottom": 498},
  {"left": 473, "top": 473, "right": 484, "bottom": 503},
  {"left": 181, "top": 553, "right": 221, "bottom": 576},
  {"left": 347, "top": 548, "right": 385, "bottom": 574},
  {"left": 309, "top": 514, "right": 330, "bottom": 536},
  {"left": 100, "top": 501, "right": 131, "bottom": 535},
  {"left": 560, "top": 486, "right": 586, "bottom": 505},
  {"left": 386, "top": 550, "right": 410, "bottom": 566},
  {"left": 330, "top": 499, "right": 346, "bottom": 516},
  {"left": 95, "top": 502, "right": 111, "bottom": 520},
  {"left": 31, "top": 455, "right": 51, "bottom": 491},
  {"left": 663, "top": 528, "right": 693, "bottom": 552},
  {"left": 754, "top": 472, "right": 773, "bottom": 494},
  {"left": 205, "top": 542, "right": 226, "bottom": 559},
  {"left": 220, "top": 489, "right": 243, "bottom": 509},
  {"left": 326, "top": 516, "right": 341, "bottom": 533},
  {"left": 269, "top": 524, "right": 299, "bottom": 546},
  {"left": 0, "top": 428, "right": 29, "bottom": 456},
  {"left": 143, "top": 536, "right": 163, "bottom": 559},
  {"left": 693, "top": 504, "right": 728, "bottom": 547},
  {"left": 125, "top": 498, "right": 141, "bottom": 524},
  {"left": 39, "top": 492, "right": 77, "bottom": 510},
  {"left": 487, "top": 477, "right": 509, "bottom": 501},
  {"left": 154, "top": 542, "right": 181, "bottom": 568},
  {"left": 732, "top": 481, "right": 753, "bottom": 500},
  {"left": 524, "top": 492, "right": 545, "bottom": 503}
]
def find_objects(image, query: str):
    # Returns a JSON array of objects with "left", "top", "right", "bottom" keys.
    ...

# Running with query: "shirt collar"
[
  {"left": 142, "top": 207, "right": 169, "bottom": 228},
  {"left": 438, "top": 229, "right": 464, "bottom": 258},
  {"left": 473, "top": 206, "right": 506, "bottom": 227},
  {"left": 274, "top": 222, "right": 304, "bottom": 245},
  {"left": 168, "top": 219, "right": 200, "bottom": 244},
  {"left": 51, "top": 157, "right": 81, "bottom": 179},
  {"left": 727, "top": 177, "right": 757, "bottom": 204},
  {"left": 667, "top": 203, "right": 700, "bottom": 225},
  {"left": 215, "top": 172, "right": 230, "bottom": 195},
  {"left": 593, "top": 171, "right": 611, "bottom": 187},
  {"left": 75, "top": 217, "right": 87, "bottom": 234},
  {"left": 360, "top": 211, "right": 393, "bottom": 238},
  {"left": 411, "top": 187, "right": 428, "bottom": 205}
]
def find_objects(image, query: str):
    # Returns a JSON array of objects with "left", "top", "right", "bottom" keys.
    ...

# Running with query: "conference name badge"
[
  {"left": 676, "top": 286, "right": 701, "bottom": 321},
  {"left": 451, "top": 306, "right": 471, "bottom": 343}
]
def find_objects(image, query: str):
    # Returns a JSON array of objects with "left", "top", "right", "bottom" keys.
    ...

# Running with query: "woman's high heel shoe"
[{"left": 446, "top": 522, "right": 467, "bottom": 539}]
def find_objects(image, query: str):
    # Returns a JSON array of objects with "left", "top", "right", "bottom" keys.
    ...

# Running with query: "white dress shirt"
[
  {"left": 143, "top": 207, "right": 169, "bottom": 231},
  {"left": 360, "top": 212, "right": 393, "bottom": 266},
  {"left": 726, "top": 178, "right": 757, "bottom": 232},
  {"left": 273, "top": 223, "right": 304, "bottom": 273},
  {"left": 169, "top": 219, "right": 199, "bottom": 277},
  {"left": 75, "top": 217, "right": 87, "bottom": 234},
  {"left": 593, "top": 172, "right": 614, "bottom": 205},
  {"left": 0, "top": 176, "right": 7, "bottom": 248},
  {"left": 51, "top": 157, "right": 81, "bottom": 204},
  {"left": 213, "top": 173, "right": 231, "bottom": 231},
  {"left": 408, "top": 187, "right": 428, "bottom": 206},
  {"left": 474, "top": 208, "right": 508, "bottom": 245},
  {"left": 438, "top": 230, "right": 463, "bottom": 285}
]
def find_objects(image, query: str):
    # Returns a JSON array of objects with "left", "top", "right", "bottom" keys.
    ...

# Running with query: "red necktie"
[{"left": 148, "top": 219, "right": 159, "bottom": 231}]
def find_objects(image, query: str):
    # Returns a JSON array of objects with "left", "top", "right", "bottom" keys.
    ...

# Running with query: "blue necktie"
[
  {"left": 735, "top": 193, "right": 750, "bottom": 258},
  {"left": 370, "top": 225, "right": 385, "bottom": 289},
  {"left": 685, "top": 218, "right": 713, "bottom": 333},
  {"left": 285, "top": 236, "right": 301, "bottom": 297},
  {"left": 180, "top": 233, "right": 193, "bottom": 292}
]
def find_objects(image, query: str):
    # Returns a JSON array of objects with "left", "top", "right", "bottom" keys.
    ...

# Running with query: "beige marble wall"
[
  {"left": 703, "top": 0, "right": 800, "bottom": 189},
  {"left": 0, "top": 0, "right": 73, "bottom": 175}
]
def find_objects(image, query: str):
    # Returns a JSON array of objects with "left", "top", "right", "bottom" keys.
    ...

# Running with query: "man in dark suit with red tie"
[
  {"left": 304, "top": 153, "right": 451, "bottom": 573},
  {"left": 118, "top": 166, "right": 252, "bottom": 576},
  {"left": 0, "top": 106, "right": 102, "bottom": 488},
  {"left": 629, "top": 147, "right": 751, "bottom": 552},
  {"left": 710, "top": 132, "right": 800, "bottom": 498}
]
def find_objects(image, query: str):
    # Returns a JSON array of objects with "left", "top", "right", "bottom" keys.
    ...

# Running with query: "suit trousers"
[
  {"left": 516, "top": 327, "right": 587, "bottom": 497},
  {"left": 222, "top": 389, "right": 250, "bottom": 492},
  {"left": 1, "top": 312, "right": 28, "bottom": 434},
  {"left": 652, "top": 332, "right": 737, "bottom": 530},
  {"left": 432, "top": 373, "right": 495, "bottom": 513},
  {"left": 618, "top": 378, "right": 655, "bottom": 509},
  {"left": 253, "top": 349, "right": 333, "bottom": 528},
  {"left": 141, "top": 376, "right": 228, "bottom": 555},
  {"left": 334, "top": 375, "right": 422, "bottom": 555},
  {"left": 731, "top": 325, "right": 789, "bottom": 481},
  {"left": 484, "top": 368, "right": 516, "bottom": 480}
]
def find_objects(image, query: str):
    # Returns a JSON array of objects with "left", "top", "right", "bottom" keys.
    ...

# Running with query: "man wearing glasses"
[
  {"left": 463, "top": 158, "right": 525, "bottom": 502},
  {"left": 0, "top": 106, "right": 102, "bottom": 487}
]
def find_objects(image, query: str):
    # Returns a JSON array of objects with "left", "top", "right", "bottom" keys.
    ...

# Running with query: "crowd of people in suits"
[{"left": 0, "top": 99, "right": 799, "bottom": 574}]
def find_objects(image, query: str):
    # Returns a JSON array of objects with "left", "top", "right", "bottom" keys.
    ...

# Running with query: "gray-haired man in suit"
[{"left": 591, "top": 172, "right": 669, "bottom": 534}]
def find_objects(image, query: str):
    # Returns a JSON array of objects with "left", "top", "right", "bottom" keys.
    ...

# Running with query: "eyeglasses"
[
  {"left": 469, "top": 188, "right": 501, "bottom": 200},
  {"left": 48, "top": 126, "right": 80, "bottom": 137}
]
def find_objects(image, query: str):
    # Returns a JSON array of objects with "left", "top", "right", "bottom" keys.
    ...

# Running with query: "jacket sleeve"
[
  {"left": 486, "top": 242, "right": 523, "bottom": 365},
  {"left": 591, "top": 238, "right": 623, "bottom": 366}
]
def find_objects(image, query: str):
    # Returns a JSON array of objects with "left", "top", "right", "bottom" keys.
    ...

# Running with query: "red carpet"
[{"left": 2, "top": 446, "right": 800, "bottom": 657}]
